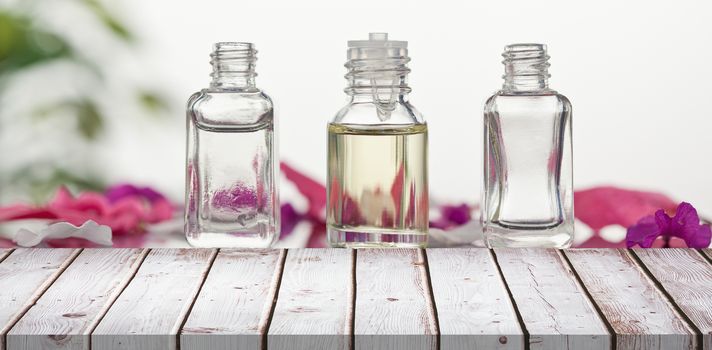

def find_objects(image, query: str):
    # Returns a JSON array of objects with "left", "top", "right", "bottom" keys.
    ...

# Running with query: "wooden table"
[{"left": 0, "top": 248, "right": 710, "bottom": 350}]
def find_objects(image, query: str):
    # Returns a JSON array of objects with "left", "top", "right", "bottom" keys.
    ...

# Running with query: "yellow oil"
[{"left": 327, "top": 123, "right": 428, "bottom": 247}]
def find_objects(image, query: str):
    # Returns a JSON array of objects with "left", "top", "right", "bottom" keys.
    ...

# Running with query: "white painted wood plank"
[
  {"left": 494, "top": 249, "right": 610, "bottom": 350},
  {"left": 355, "top": 249, "right": 438, "bottom": 350},
  {"left": 427, "top": 249, "right": 524, "bottom": 350},
  {"left": 566, "top": 249, "right": 697, "bottom": 350},
  {"left": 634, "top": 249, "right": 712, "bottom": 350},
  {"left": 268, "top": 249, "right": 354, "bottom": 350},
  {"left": 0, "top": 249, "right": 81, "bottom": 350},
  {"left": 92, "top": 249, "right": 216, "bottom": 350},
  {"left": 180, "top": 249, "right": 284, "bottom": 350},
  {"left": 6, "top": 249, "right": 148, "bottom": 350}
]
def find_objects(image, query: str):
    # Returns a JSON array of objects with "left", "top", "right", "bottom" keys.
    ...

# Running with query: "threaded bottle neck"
[
  {"left": 344, "top": 33, "right": 411, "bottom": 97},
  {"left": 345, "top": 57, "right": 411, "bottom": 96},
  {"left": 502, "top": 43, "right": 551, "bottom": 93},
  {"left": 210, "top": 42, "right": 257, "bottom": 90}
]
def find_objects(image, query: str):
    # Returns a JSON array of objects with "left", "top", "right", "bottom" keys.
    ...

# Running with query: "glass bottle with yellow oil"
[{"left": 327, "top": 33, "right": 428, "bottom": 248}]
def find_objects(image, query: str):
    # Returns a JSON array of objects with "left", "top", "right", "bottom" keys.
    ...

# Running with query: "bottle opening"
[{"left": 213, "top": 42, "right": 254, "bottom": 51}]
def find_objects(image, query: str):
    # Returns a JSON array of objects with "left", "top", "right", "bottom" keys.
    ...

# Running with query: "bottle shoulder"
[
  {"left": 331, "top": 99, "right": 425, "bottom": 126},
  {"left": 485, "top": 91, "right": 571, "bottom": 114},
  {"left": 188, "top": 89, "right": 274, "bottom": 127}
]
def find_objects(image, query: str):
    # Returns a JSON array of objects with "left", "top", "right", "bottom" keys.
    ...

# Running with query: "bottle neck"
[
  {"left": 210, "top": 42, "right": 257, "bottom": 90},
  {"left": 345, "top": 57, "right": 412, "bottom": 100},
  {"left": 501, "top": 44, "right": 551, "bottom": 93}
]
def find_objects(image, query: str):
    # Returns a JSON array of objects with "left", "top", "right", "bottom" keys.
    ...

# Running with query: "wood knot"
[
  {"left": 290, "top": 307, "right": 318, "bottom": 313},
  {"left": 62, "top": 312, "right": 86, "bottom": 318},
  {"left": 499, "top": 336, "right": 507, "bottom": 344},
  {"left": 49, "top": 334, "right": 68, "bottom": 342},
  {"left": 183, "top": 327, "right": 222, "bottom": 334},
  {"left": 300, "top": 256, "right": 322, "bottom": 262},
  {"left": 386, "top": 298, "right": 399, "bottom": 302}
]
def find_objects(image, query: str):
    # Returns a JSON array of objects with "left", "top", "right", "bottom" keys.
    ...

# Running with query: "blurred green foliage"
[
  {"left": 0, "top": 12, "right": 72, "bottom": 76},
  {"left": 0, "top": 1, "right": 170, "bottom": 202},
  {"left": 9, "top": 165, "right": 107, "bottom": 204}
]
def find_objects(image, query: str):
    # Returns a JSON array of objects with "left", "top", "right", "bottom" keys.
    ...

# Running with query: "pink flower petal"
[
  {"left": 0, "top": 204, "right": 57, "bottom": 221},
  {"left": 306, "top": 223, "right": 327, "bottom": 248},
  {"left": 577, "top": 234, "right": 625, "bottom": 248},
  {"left": 281, "top": 162, "right": 326, "bottom": 219},
  {"left": 575, "top": 186, "right": 676, "bottom": 230},
  {"left": 145, "top": 199, "right": 174, "bottom": 223}
]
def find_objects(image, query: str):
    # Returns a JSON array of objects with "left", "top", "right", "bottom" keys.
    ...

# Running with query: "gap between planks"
[
  {"left": 559, "top": 250, "right": 618, "bottom": 350},
  {"left": 261, "top": 249, "right": 288, "bottom": 350},
  {"left": 7, "top": 249, "right": 150, "bottom": 350},
  {"left": 493, "top": 248, "right": 612, "bottom": 350},
  {"left": 630, "top": 248, "right": 712, "bottom": 350},
  {"left": 0, "top": 249, "right": 13, "bottom": 264},
  {"left": 0, "top": 249, "right": 83, "bottom": 350},
  {"left": 565, "top": 249, "right": 695, "bottom": 349},
  {"left": 266, "top": 249, "right": 354, "bottom": 350},
  {"left": 491, "top": 249, "right": 532, "bottom": 350},
  {"left": 629, "top": 249, "right": 705, "bottom": 336},
  {"left": 5, "top": 248, "right": 709, "bottom": 350},
  {"left": 91, "top": 249, "right": 218, "bottom": 350},
  {"left": 87, "top": 249, "right": 151, "bottom": 339}
]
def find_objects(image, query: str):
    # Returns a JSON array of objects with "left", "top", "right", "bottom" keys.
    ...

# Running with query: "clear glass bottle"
[
  {"left": 185, "top": 42, "right": 279, "bottom": 247},
  {"left": 327, "top": 33, "right": 429, "bottom": 248},
  {"left": 482, "top": 43, "right": 573, "bottom": 248}
]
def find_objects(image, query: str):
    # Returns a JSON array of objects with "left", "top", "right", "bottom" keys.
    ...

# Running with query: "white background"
[{"left": 36, "top": 0, "right": 712, "bottom": 215}]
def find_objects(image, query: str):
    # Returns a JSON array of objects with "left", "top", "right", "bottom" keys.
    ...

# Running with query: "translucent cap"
[{"left": 347, "top": 33, "right": 408, "bottom": 60}]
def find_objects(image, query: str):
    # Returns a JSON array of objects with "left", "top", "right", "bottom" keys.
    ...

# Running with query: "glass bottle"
[
  {"left": 185, "top": 42, "right": 279, "bottom": 247},
  {"left": 327, "top": 33, "right": 429, "bottom": 248},
  {"left": 482, "top": 43, "right": 573, "bottom": 248}
]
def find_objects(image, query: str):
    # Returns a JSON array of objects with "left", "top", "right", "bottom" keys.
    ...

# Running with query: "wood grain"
[
  {"left": 180, "top": 249, "right": 285, "bottom": 350},
  {"left": 427, "top": 249, "right": 524, "bottom": 350},
  {"left": 6, "top": 249, "right": 147, "bottom": 350},
  {"left": 92, "top": 249, "right": 216, "bottom": 350},
  {"left": 268, "top": 249, "right": 354, "bottom": 350},
  {"left": 566, "top": 249, "right": 697, "bottom": 350},
  {"left": 633, "top": 248, "right": 712, "bottom": 350},
  {"left": 0, "top": 248, "right": 80, "bottom": 350},
  {"left": 354, "top": 249, "right": 438, "bottom": 350},
  {"left": 494, "top": 249, "right": 610, "bottom": 350}
]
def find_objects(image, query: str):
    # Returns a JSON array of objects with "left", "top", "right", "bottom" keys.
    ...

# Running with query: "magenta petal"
[
  {"left": 442, "top": 204, "right": 471, "bottom": 225},
  {"left": 626, "top": 215, "right": 662, "bottom": 248},
  {"left": 686, "top": 224, "right": 712, "bottom": 248},
  {"left": 106, "top": 184, "right": 165, "bottom": 204},
  {"left": 280, "top": 203, "right": 302, "bottom": 238},
  {"left": 653, "top": 209, "right": 672, "bottom": 232},
  {"left": 669, "top": 202, "right": 701, "bottom": 238}
]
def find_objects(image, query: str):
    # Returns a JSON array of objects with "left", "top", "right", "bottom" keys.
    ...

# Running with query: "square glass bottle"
[
  {"left": 327, "top": 33, "right": 429, "bottom": 248},
  {"left": 185, "top": 42, "right": 279, "bottom": 247},
  {"left": 482, "top": 44, "right": 573, "bottom": 248}
]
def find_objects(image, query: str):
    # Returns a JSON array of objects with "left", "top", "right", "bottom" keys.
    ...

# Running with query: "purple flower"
[
  {"left": 430, "top": 204, "right": 472, "bottom": 230},
  {"left": 626, "top": 202, "right": 711, "bottom": 248},
  {"left": 105, "top": 184, "right": 165, "bottom": 204}
]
